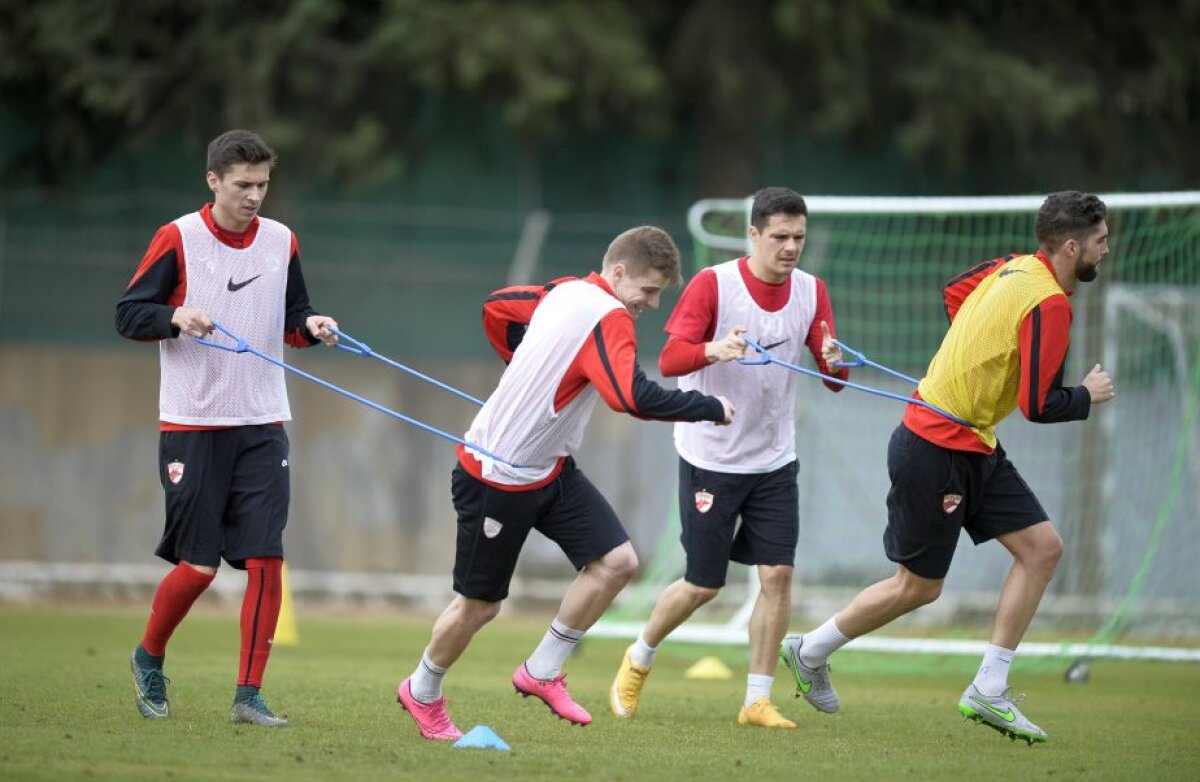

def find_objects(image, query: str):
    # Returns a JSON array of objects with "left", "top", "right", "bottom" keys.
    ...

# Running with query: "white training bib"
[
  {"left": 158, "top": 213, "right": 293, "bottom": 425},
  {"left": 675, "top": 260, "right": 817, "bottom": 473},
  {"left": 465, "top": 279, "right": 623, "bottom": 486}
]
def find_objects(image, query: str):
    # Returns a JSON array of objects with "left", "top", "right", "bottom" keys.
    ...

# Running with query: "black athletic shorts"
[
  {"left": 883, "top": 423, "right": 1047, "bottom": 579},
  {"left": 678, "top": 457, "right": 800, "bottom": 589},
  {"left": 156, "top": 425, "right": 290, "bottom": 570},
  {"left": 451, "top": 457, "right": 629, "bottom": 603}
]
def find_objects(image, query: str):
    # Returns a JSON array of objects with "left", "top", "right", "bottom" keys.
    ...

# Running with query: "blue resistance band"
[
  {"left": 193, "top": 321, "right": 520, "bottom": 468},
  {"left": 739, "top": 337, "right": 974, "bottom": 428},
  {"left": 330, "top": 327, "right": 485, "bottom": 406}
]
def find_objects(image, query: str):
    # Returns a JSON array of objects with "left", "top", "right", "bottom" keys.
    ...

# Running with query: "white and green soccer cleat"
[
  {"left": 779, "top": 634, "right": 840, "bottom": 713},
  {"left": 958, "top": 684, "right": 1047, "bottom": 745}
]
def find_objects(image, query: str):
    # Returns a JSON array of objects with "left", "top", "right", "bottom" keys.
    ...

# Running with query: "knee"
[
  {"left": 757, "top": 566, "right": 794, "bottom": 599},
  {"left": 898, "top": 575, "right": 942, "bottom": 609},
  {"left": 598, "top": 544, "right": 639, "bottom": 587},
  {"left": 482, "top": 600, "right": 504, "bottom": 623},
  {"left": 1028, "top": 532, "right": 1064, "bottom": 577},
  {"left": 461, "top": 598, "right": 503, "bottom": 627},
  {"left": 681, "top": 581, "right": 721, "bottom": 609},
  {"left": 182, "top": 561, "right": 218, "bottom": 577}
]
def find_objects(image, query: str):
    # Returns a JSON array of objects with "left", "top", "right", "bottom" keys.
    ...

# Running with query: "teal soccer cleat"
[
  {"left": 230, "top": 686, "right": 289, "bottom": 728},
  {"left": 130, "top": 646, "right": 170, "bottom": 719}
]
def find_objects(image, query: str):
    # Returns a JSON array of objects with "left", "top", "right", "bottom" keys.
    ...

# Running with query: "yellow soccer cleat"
[
  {"left": 610, "top": 646, "right": 651, "bottom": 718},
  {"left": 737, "top": 697, "right": 797, "bottom": 729}
]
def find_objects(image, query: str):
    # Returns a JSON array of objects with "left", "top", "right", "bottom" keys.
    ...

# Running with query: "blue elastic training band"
[
  {"left": 329, "top": 327, "right": 485, "bottom": 406},
  {"left": 831, "top": 339, "right": 921, "bottom": 386},
  {"left": 738, "top": 337, "right": 974, "bottom": 428},
  {"left": 193, "top": 321, "right": 520, "bottom": 467}
]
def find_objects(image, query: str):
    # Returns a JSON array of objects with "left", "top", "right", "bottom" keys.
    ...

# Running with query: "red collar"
[
  {"left": 584, "top": 271, "right": 617, "bottom": 299},
  {"left": 1034, "top": 250, "right": 1072, "bottom": 297},
  {"left": 200, "top": 202, "right": 259, "bottom": 249}
]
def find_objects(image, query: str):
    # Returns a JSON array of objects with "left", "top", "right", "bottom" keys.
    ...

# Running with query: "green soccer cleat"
[
  {"left": 230, "top": 686, "right": 289, "bottom": 728},
  {"left": 958, "top": 684, "right": 1047, "bottom": 745},
  {"left": 779, "top": 634, "right": 840, "bottom": 713},
  {"left": 130, "top": 646, "right": 170, "bottom": 719}
]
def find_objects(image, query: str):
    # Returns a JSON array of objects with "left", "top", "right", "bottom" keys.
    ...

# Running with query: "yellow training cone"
[
  {"left": 273, "top": 562, "right": 299, "bottom": 646},
  {"left": 684, "top": 656, "right": 733, "bottom": 680}
]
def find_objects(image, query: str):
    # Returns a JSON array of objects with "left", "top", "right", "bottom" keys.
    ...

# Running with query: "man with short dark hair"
[
  {"left": 780, "top": 191, "right": 1116, "bottom": 744},
  {"left": 610, "top": 187, "right": 848, "bottom": 728},
  {"left": 116, "top": 129, "right": 338, "bottom": 727},
  {"left": 396, "top": 226, "right": 735, "bottom": 741}
]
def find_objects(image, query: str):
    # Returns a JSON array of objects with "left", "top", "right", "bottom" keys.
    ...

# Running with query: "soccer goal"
[{"left": 592, "top": 191, "right": 1200, "bottom": 666}]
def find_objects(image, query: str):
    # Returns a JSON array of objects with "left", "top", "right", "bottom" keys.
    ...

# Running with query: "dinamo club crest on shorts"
[
  {"left": 694, "top": 490, "right": 714, "bottom": 514},
  {"left": 942, "top": 493, "right": 963, "bottom": 513},
  {"left": 167, "top": 461, "right": 185, "bottom": 485}
]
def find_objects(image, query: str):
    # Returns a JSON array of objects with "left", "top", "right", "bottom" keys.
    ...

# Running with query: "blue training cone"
[{"left": 452, "top": 725, "right": 511, "bottom": 751}]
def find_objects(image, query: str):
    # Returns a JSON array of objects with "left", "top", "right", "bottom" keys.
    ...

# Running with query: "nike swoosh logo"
[
  {"left": 785, "top": 648, "right": 812, "bottom": 693},
  {"left": 227, "top": 274, "right": 262, "bottom": 292},
  {"left": 998, "top": 269, "right": 1027, "bottom": 278},
  {"left": 762, "top": 338, "right": 790, "bottom": 350},
  {"left": 970, "top": 695, "right": 1015, "bottom": 722}
]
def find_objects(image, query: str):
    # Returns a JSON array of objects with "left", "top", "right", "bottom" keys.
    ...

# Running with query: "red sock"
[
  {"left": 238, "top": 557, "right": 284, "bottom": 688},
  {"left": 141, "top": 563, "right": 215, "bottom": 656}
]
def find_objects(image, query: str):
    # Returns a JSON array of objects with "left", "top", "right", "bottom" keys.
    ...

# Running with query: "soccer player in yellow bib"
[{"left": 779, "top": 191, "right": 1115, "bottom": 744}]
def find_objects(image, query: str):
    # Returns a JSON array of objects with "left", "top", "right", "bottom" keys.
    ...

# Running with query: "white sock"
[
  {"left": 972, "top": 644, "right": 1014, "bottom": 696},
  {"left": 629, "top": 632, "right": 658, "bottom": 669},
  {"left": 744, "top": 674, "right": 773, "bottom": 707},
  {"left": 800, "top": 616, "right": 851, "bottom": 667},
  {"left": 409, "top": 651, "right": 447, "bottom": 704},
  {"left": 525, "top": 619, "right": 585, "bottom": 680}
]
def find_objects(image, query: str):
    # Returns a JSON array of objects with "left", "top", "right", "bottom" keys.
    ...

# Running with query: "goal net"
[{"left": 593, "top": 192, "right": 1200, "bottom": 664}]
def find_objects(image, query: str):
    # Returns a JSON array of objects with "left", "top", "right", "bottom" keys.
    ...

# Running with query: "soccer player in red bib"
[
  {"left": 609, "top": 187, "right": 847, "bottom": 728},
  {"left": 116, "top": 130, "right": 338, "bottom": 727},
  {"left": 779, "top": 191, "right": 1115, "bottom": 744},
  {"left": 395, "top": 227, "right": 734, "bottom": 741}
]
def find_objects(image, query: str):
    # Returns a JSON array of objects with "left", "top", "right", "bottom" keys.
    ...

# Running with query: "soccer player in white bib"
[
  {"left": 395, "top": 227, "right": 735, "bottom": 741},
  {"left": 610, "top": 187, "right": 848, "bottom": 728},
  {"left": 117, "top": 130, "right": 339, "bottom": 727}
]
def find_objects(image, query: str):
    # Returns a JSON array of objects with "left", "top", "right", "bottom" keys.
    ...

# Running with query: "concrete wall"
[
  {"left": 2, "top": 344, "right": 1196, "bottom": 623},
  {"left": 0, "top": 345, "right": 677, "bottom": 581}
]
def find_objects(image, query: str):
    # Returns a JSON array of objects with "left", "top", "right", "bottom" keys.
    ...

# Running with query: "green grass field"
[{"left": 2, "top": 605, "right": 1199, "bottom": 781}]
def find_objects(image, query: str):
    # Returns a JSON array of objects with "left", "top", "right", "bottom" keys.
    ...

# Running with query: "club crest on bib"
[
  {"left": 483, "top": 517, "right": 504, "bottom": 538},
  {"left": 942, "top": 493, "right": 963, "bottom": 513},
  {"left": 167, "top": 461, "right": 185, "bottom": 485},
  {"left": 695, "top": 490, "right": 714, "bottom": 514}
]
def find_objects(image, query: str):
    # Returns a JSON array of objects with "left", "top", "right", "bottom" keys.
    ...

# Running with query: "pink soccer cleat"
[
  {"left": 512, "top": 663, "right": 593, "bottom": 726},
  {"left": 396, "top": 678, "right": 463, "bottom": 741}
]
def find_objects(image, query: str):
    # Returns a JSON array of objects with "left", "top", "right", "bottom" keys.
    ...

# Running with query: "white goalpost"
[{"left": 591, "top": 191, "right": 1200, "bottom": 664}]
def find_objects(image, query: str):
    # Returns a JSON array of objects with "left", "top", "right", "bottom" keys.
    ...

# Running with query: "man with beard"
[{"left": 779, "top": 191, "right": 1116, "bottom": 744}]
